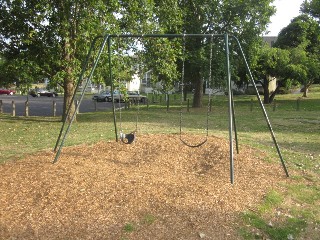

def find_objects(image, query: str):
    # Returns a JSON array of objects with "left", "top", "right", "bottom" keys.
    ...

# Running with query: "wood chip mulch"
[{"left": 0, "top": 134, "right": 288, "bottom": 240}]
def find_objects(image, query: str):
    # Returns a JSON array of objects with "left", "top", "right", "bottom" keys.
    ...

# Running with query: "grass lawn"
[{"left": 1, "top": 85, "right": 319, "bottom": 239}]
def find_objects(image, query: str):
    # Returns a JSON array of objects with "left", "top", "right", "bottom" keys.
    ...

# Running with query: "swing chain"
[{"left": 179, "top": 34, "right": 214, "bottom": 148}]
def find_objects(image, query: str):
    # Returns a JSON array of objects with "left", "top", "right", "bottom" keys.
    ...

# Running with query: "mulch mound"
[{"left": 0, "top": 134, "right": 288, "bottom": 239}]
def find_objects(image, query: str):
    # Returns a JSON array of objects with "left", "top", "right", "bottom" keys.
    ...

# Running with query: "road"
[{"left": 0, "top": 95, "right": 114, "bottom": 117}]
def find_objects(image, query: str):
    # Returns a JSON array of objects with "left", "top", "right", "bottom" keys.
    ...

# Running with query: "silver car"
[{"left": 92, "top": 91, "right": 111, "bottom": 102}]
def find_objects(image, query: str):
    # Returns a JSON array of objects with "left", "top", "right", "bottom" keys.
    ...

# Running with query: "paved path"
[{"left": 0, "top": 95, "right": 113, "bottom": 117}]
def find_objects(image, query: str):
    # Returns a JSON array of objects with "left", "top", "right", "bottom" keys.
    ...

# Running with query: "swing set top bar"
[{"left": 106, "top": 33, "right": 226, "bottom": 38}]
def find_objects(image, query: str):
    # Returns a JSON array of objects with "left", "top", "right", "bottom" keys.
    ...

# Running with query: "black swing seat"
[
  {"left": 120, "top": 132, "right": 135, "bottom": 144},
  {"left": 180, "top": 136, "right": 207, "bottom": 148}
]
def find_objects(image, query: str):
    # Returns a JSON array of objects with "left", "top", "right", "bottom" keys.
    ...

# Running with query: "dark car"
[
  {"left": 30, "top": 89, "right": 58, "bottom": 97},
  {"left": 0, "top": 89, "right": 16, "bottom": 95}
]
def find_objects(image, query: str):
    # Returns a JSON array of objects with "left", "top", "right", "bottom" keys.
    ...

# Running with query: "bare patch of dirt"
[{"left": 0, "top": 134, "right": 288, "bottom": 239}]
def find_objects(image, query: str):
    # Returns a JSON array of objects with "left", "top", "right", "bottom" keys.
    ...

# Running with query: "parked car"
[
  {"left": 111, "top": 90, "right": 124, "bottom": 102},
  {"left": 0, "top": 89, "right": 16, "bottom": 95},
  {"left": 127, "top": 91, "right": 147, "bottom": 103},
  {"left": 92, "top": 90, "right": 111, "bottom": 102},
  {"left": 29, "top": 89, "right": 58, "bottom": 97},
  {"left": 113, "top": 91, "right": 147, "bottom": 103},
  {"left": 93, "top": 90, "right": 147, "bottom": 103}
]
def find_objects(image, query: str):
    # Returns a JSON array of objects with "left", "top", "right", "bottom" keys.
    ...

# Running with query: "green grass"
[
  {"left": 143, "top": 214, "right": 157, "bottom": 225},
  {"left": 123, "top": 223, "right": 135, "bottom": 232},
  {"left": 240, "top": 210, "right": 307, "bottom": 240},
  {"left": 258, "top": 190, "right": 284, "bottom": 214},
  {"left": 120, "top": 214, "right": 157, "bottom": 239},
  {"left": 1, "top": 85, "right": 320, "bottom": 239},
  {"left": 240, "top": 189, "right": 308, "bottom": 239}
]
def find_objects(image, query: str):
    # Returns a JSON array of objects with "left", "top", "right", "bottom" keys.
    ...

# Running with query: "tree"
[
  {"left": 1, "top": 0, "right": 277, "bottom": 113},
  {"left": 179, "top": 0, "right": 276, "bottom": 107},
  {"left": 301, "top": 0, "right": 320, "bottom": 21},
  {"left": 0, "top": 0, "right": 149, "bottom": 121},
  {"left": 286, "top": 47, "right": 320, "bottom": 97},
  {"left": 255, "top": 45, "right": 290, "bottom": 104},
  {"left": 136, "top": 0, "right": 276, "bottom": 107},
  {"left": 273, "top": 14, "right": 320, "bottom": 97},
  {"left": 274, "top": 14, "right": 320, "bottom": 53}
]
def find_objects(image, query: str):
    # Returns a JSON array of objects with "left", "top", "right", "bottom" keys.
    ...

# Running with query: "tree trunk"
[
  {"left": 192, "top": 71, "right": 203, "bottom": 108},
  {"left": 62, "top": 37, "right": 76, "bottom": 122},
  {"left": 183, "top": 87, "right": 188, "bottom": 101},
  {"left": 262, "top": 76, "right": 270, "bottom": 104},
  {"left": 302, "top": 81, "right": 314, "bottom": 98},
  {"left": 269, "top": 85, "right": 280, "bottom": 103},
  {"left": 63, "top": 77, "right": 76, "bottom": 122},
  {"left": 302, "top": 87, "right": 307, "bottom": 97}
]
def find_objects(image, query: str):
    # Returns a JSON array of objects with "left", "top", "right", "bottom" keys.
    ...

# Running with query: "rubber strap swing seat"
[
  {"left": 117, "top": 92, "right": 138, "bottom": 145},
  {"left": 179, "top": 136, "right": 208, "bottom": 148},
  {"left": 120, "top": 131, "right": 136, "bottom": 144},
  {"left": 116, "top": 36, "right": 140, "bottom": 145},
  {"left": 179, "top": 34, "right": 213, "bottom": 148}
]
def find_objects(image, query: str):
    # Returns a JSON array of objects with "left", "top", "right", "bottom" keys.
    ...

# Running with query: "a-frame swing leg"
[
  {"left": 232, "top": 36, "right": 290, "bottom": 178},
  {"left": 231, "top": 90, "right": 239, "bottom": 154},
  {"left": 225, "top": 34, "right": 235, "bottom": 184},
  {"left": 53, "top": 35, "right": 109, "bottom": 163},
  {"left": 53, "top": 36, "right": 102, "bottom": 154}
]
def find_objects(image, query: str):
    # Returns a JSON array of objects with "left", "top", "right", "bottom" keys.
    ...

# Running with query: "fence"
[{"left": 0, "top": 98, "right": 114, "bottom": 117}]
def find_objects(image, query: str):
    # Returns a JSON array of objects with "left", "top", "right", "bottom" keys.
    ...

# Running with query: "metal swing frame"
[{"left": 53, "top": 33, "right": 289, "bottom": 184}]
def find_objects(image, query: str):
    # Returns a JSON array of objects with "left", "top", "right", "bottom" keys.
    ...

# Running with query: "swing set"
[{"left": 53, "top": 33, "right": 289, "bottom": 184}]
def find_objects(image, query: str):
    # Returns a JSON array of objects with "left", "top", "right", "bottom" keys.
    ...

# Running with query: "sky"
[{"left": 266, "top": 0, "right": 305, "bottom": 36}]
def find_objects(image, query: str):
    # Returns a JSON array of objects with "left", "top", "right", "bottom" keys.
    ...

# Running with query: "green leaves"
[
  {"left": 272, "top": 12, "right": 320, "bottom": 94},
  {"left": 301, "top": 0, "right": 320, "bottom": 21}
]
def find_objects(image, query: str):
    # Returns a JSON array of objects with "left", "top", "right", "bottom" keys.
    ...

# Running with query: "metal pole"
[
  {"left": 225, "top": 34, "right": 234, "bottom": 184},
  {"left": 12, "top": 101, "right": 15, "bottom": 117},
  {"left": 110, "top": 37, "right": 119, "bottom": 142},
  {"left": 75, "top": 100, "right": 79, "bottom": 114},
  {"left": 25, "top": 101, "right": 29, "bottom": 117},
  {"left": 53, "top": 35, "right": 108, "bottom": 163},
  {"left": 296, "top": 98, "right": 300, "bottom": 111},
  {"left": 187, "top": 98, "right": 190, "bottom": 112},
  {"left": 232, "top": 36, "right": 289, "bottom": 177},
  {"left": 108, "top": 33, "right": 225, "bottom": 39},
  {"left": 53, "top": 101, "right": 56, "bottom": 117},
  {"left": 231, "top": 91, "right": 239, "bottom": 154},
  {"left": 53, "top": 35, "right": 102, "bottom": 153}
]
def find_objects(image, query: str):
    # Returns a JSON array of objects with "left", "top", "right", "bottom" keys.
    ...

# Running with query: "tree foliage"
[
  {"left": 1, "top": 0, "right": 277, "bottom": 114},
  {"left": 180, "top": 0, "right": 276, "bottom": 107},
  {"left": 273, "top": 14, "right": 320, "bottom": 97},
  {"left": 274, "top": 15, "right": 320, "bottom": 54},
  {"left": 301, "top": 0, "right": 320, "bottom": 21},
  {"left": 254, "top": 45, "right": 290, "bottom": 103},
  {"left": 0, "top": 0, "right": 142, "bottom": 120},
  {"left": 139, "top": 0, "right": 276, "bottom": 107}
]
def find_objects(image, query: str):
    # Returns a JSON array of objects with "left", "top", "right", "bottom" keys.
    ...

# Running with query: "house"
[
  {"left": 78, "top": 79, "right": 97, "bottom": 93},
  {"left": 263, "top": 36, "right": 278, "bottom": 47},
  {"left": 246, "top": 76, "right": 277, "bottom": 95}
]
